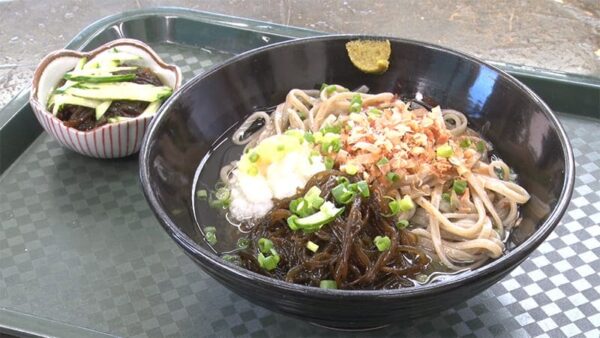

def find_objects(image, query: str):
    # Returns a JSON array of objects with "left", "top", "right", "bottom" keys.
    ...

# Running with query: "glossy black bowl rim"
[{"left": 139, "top": 34, "right": 575, "bottom": 299}]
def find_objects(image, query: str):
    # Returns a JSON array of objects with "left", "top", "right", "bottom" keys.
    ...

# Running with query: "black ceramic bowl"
[{"left": 139, "top": 35, "right": 574, "bottom": 329}]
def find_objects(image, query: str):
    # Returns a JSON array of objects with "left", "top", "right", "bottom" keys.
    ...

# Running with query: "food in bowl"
[
  {"left": 194, "top": 84, "right": 531, "bottom": 290},
  {"left": 47, "top": 48, "right": 173, "bottom": 131},
  {"left": 30, "top": 38, "right": 181, "bottom": 158}
]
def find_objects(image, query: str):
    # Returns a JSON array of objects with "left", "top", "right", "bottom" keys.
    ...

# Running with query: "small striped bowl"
[{"left": 29, "top": 39, "right": 182, "bottom": 158}]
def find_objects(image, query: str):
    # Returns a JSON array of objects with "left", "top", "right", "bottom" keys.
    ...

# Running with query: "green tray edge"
[{"left": 0, "top": 307, "right": 118, "bottom": 338}]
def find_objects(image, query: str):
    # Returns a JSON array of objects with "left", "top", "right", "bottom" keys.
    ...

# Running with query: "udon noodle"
[{"left": 205, "top": 84, "right": 530, "bottom": 289}]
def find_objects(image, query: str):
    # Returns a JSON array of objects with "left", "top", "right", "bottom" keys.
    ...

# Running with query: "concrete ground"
[{"left": 0, "top": 0, "right": 598, "bottom": 109}]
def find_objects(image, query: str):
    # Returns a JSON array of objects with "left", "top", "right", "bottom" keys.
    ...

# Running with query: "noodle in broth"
[{"left": 197, "top": 84, "right": 530, "bottom": 289}]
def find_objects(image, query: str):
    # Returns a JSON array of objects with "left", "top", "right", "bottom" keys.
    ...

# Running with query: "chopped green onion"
[
  {"left": 332, "top": 183, "right": 355, "bottom": 204},
  {"left": 349, "top": 94, "right": 363, "bottom": 113},
  {"left": 476, "top": 140, "right": 486, "bottom": 153},
  {"left": 320, "top": 133, "right": 341, "bottom": 153},
  {"left": 325, "top": 85, "right": 337, "bottom": 94},
  {"left": 377, "top": 157, "right": 389, "bottom": 166},
  {"left": 324, "top": 157, "right": 334, "bottom": 170},
  {"left": 385, "top": 197, "right": 401, "bottom": 217},
  {"left": 319, "top": 280, "right": 337, "bottom": 289},
  {"left": 368, "top": 108, "right": 382, "bottom": 119},
  {"left": 459, "top": 139, "right": 471, "bottom": 148},
  {"left": 304, "top": 132, "right": 315, "bottom": 143},
  {"left": 258, "top": 238, "right": 274, "bottom": 254},
  {"left": 337, "top": 176, "right": 350, "bottom": 185},
  {"left": 373, "top": 235, "right": 391, "bottom": 251},
  {"left": 442, "top": 193, "right": 451, "bottom": 202},
  {"left": 349, "top": 102, "right": 362, "bottom": 113},
  {"left": 257, "top": 249, "right": 280, "bottom": 271},
  {"left": 397, "top": 220, "right": 409, "bottom": 229},
  {"left": 398, "top": 195, "right": 415, "bottom": 212},
  {"left": 287, "top": 215, "right": 300, "bottom": 231},
  {"left": 353, "top": 181, "right": 370, "bottom": 198},
  {"left": 320, "top": 124, "right": 342, "bottom": 134},
  {"left": 249, "top": 152, "right": 259, "bottom": 162},
  {"left": 386, "top": 172, "right": 400, "bottom": 182},
  {"left": 289, "top": 198, "right": 312, "bottom": 217},
  {"left": 215, "top": 187, "right": 230, "bottom": 201},
  {"left": 453, "top": 180, "right": 467, "bottom": 195},
  {"left": 210, "top": 187, "right": 231, "bottom": 208},
  {"left": 320, "top": 83, "right": 328, "bottom": 91},
  {"left": 196, "top": 189, "right": 208, "bottom": 200},
  {"left": 306, "top": 241, "right": 319, "bottom": 253},
  {"left": 304, "top": 186, "right": 325, "bottom": 209},
  {"left": 344, "top": 164, "right": 358, "bottom": 175},
  {"left": 222, "top": 254, "right": 241, "bottom": 265},
  {"left": 204, "top": 227, "right": 217, "bottom": 245},
  {"left": 436, "top": 144, "right": 454, "bottom": 158},
  {"left": 237, "top": 238, "right": 250, "bottom": 249}
]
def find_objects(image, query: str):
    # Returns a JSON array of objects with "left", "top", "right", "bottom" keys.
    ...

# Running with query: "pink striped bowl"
[{"left": 29, "top": 39, "right": 182, "bottom": 158}]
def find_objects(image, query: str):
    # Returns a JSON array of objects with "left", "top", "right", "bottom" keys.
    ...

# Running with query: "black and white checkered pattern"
[{"left": 0, "top": 43, "right": 598, "bottom": 338}]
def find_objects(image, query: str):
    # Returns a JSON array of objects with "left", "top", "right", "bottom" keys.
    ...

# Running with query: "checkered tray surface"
[{"left": 0, "top": 42, "right": 598, "bottom": 338}]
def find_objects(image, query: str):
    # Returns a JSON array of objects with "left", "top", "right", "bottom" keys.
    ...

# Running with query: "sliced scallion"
[
  {"left": 332, "top": 183, "right": 355, "bottom": 205},
  {"left": 324, "top": 157, "right": 334, "bottom": 170},
  {"left": 436, "top": 144, "right": 454, "bottom": 158},
  {"left": 257, "top": 249, "right": 280, "bottom": 271},
  {"left": 377, "top": 157, "right": 389, "bottom": 166},
  {"left": 453, "top": 180, "right": 467, "bottom": 194},
  {"left": 368, "top": 108, "right": 382, "bottom": 119},
  {"left": 386, "top": 172, "right": 400, "bottom": 182},
  {"left": 398, "top": 195, "right": 415, "bottom": 212},
  {"left": 476, "top": 140, "right": 486, "bottom": 153},
  {"left": 204, "top": 227, "right": 217, "bottom": 245},
  {"left": 353, "top": 181, "right": 370, "bottom": 198},
  {"left": 374, "top": 235, "right": 391, "bottom": 251},
  {"left": 344, "top": 164, "right": 358, "bottom": 175},
  {"left": 196, "top": 189, "right": 208, "bottom": 200},
  {"left": 237, "top": 238, "right": 250, "bottom": 249},
  {"left": 319, "top": 280, "right": 337, "bottom": 289},
  {"left": 258, "top": 238, "right": 274, "bottom": 254},
  {"left": 385, "top": 197, "right": 401, "bottom": 217},
  {"left": 306, "top": 241, "right": 319, "bottom": 253},
  {"left": 397, "top": 220, "right": 409, "bottom": 229}
]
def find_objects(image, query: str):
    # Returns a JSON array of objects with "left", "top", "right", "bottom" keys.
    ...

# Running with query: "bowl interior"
[{"left": 141, "top": 36, "right": 571, "bottom": 290}]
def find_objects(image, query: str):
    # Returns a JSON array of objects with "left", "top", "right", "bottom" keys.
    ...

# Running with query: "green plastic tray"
[{"left": 0, "top": 7, "right": 598, "bottom": 338}]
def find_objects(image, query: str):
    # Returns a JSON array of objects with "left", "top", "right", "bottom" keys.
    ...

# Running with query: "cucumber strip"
[
  {"left": 52, "top": 57, "right": 88, "bottom": 97},
  {"left": 75, "top": 57, "right": 87, "bottom": 70},
  {"left": 64, "top": 73, "right": 136, "bottom": 83},
  {"left": 65, "top": 83, "right": 172, "bottom": 102},
  {"left": 50, "top": 94, "right": 102, "bottom": 116},
  {"left": 95, "top": 101, "right": 112, "bottom": 120},
  {"left": 66, "top": 66, "right": 137, "bottom": 76},
  {"left": 108, "top": 116, "right": 134, "bottom": 123},
  {"left": 83, "top": 52, "right": 142, "bottom": 70},
  {"left": 138, "top": 100, "right": 162, "bottom": 118}
]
